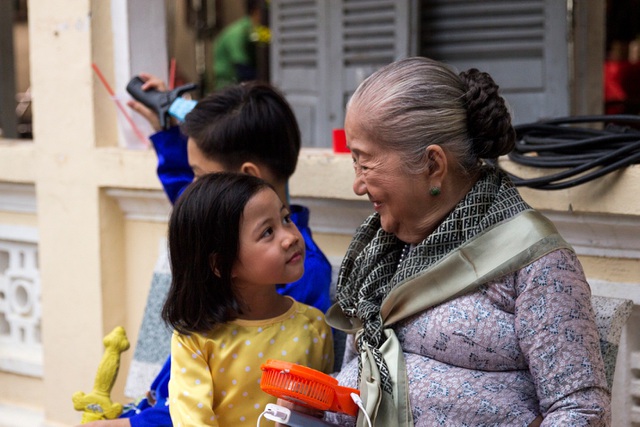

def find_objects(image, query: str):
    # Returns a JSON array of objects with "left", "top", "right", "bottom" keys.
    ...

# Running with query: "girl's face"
[{"left": 231, "top": 188, "right": 305, "bottom": 289}]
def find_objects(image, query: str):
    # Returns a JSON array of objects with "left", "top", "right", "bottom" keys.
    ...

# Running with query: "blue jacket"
[{"left": 122, "top": 127, "right": 332, "bottom": 426}]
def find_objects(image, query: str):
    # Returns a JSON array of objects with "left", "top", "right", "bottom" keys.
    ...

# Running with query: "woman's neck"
[
  {"left": 408, "top": 170, "right": 481, "bottom": 244},
  {"left": 440, "top": 170, "right": 480, "bottom": 217}
]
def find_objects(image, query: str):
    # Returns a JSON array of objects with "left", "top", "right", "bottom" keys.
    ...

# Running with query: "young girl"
[{"left": 162, "top": 172, "right": 334, "bottom": 426}]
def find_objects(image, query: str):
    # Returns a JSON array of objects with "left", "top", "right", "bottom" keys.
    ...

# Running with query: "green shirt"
[{"left": 212, "top": 16, "right": 256, "bottom": 90}]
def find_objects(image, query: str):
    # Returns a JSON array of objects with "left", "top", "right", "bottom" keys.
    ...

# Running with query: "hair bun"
[{"left": 459, "top": 69, "right": 515, "bottom": 158}]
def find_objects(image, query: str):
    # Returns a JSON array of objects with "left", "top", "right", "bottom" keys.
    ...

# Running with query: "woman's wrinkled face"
[{"left": 345, "top": 110, "right": 432, "bottom": 244}]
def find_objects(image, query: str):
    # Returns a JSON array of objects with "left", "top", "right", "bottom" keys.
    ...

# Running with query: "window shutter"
[
  {"left": 328, "top": 0, "right": 412, "bottom": 139},
  {"left": 271, "top": 0, "right": 328, "bottom": 147},
  {"left": 419, "top": 0, "right": 570, "bottom": 124},
  {"left": 272, "top": 0, "right": 569, "bottom": 143},
  {"left": 271, "top": 0, "right": 412, "bottom": 148}
]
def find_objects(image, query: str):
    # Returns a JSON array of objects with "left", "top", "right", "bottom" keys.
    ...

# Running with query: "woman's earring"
[{"left": 430, "top": 186, "right": 441, "bottom": 196}]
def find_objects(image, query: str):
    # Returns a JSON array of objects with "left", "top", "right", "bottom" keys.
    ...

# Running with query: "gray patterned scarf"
[{"left": 336, "top": 167, "right": 530, "bottom": 394}]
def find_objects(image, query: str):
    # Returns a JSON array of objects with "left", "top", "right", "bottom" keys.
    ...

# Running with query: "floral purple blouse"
[{"left": 330, "top": 249, "right": 610, "bottom": 426}]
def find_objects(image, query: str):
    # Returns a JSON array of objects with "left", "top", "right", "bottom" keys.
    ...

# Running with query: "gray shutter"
[
  {"left": 272, "top": 0, "right": 569, "bottom": 143},
  {"left": 271, "top": 0, "right": 328, "bottom": 148},
  {"left": 327, "top": 0, "right": 412, "bottom": 139},
  {"left": 271, "top": 0, "right": 412, "bottom": 148},
  {"left": 419, "top": 0, "right": 570, "bottom": 124}
]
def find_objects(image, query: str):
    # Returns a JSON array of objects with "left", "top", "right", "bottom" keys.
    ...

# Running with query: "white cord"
[
  {"left": 350, "top": 393, "right": 372, "bottom": 427},
  {"left": 259, "top": 397, "right": 370, "bottom": 427}
]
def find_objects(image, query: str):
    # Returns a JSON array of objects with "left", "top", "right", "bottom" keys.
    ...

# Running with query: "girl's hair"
[
  {"left": 347, "top": 56, "right": 515, "bottom": 175},
  {"left": 161, "top": 172, "right": 273, "bottom": 335},
  {"left": 181, "top": 82, "right": 301, "bottom": 183}
]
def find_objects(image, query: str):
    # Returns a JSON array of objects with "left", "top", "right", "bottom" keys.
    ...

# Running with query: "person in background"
[
  {"left": 212, "top": 0, "right": 261, "bottom": 90},
  {"left": 78, "top": 78, "right": 333, "bottom": 426},
  {"left": 163, "top": 172, "right": 333, "bottom": 426},
  {"left": 316, "top": 56, "right": 609, "bottom": 426}
]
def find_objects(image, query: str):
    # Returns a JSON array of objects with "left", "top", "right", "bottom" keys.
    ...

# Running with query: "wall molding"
[
  {"left": 0, "top": 224, "right": 38, "bottom": 243},
  {"left": 0, "top": 182, "right": 36, "bottom": 214},
  {"left": 543, "top": 210, "right": 640, "bottom": 259},
  {"left": 292, "top": 197, "right": 372, "bottom": 235},
  {"left": 590, "top": 279, "right": 640, "bottom": 305},
  {"left": 0, "top": 402, "right": 43, "bottom": 427},
  {"left": 106, "top": 188, "right": 171, "bottom": 222},
  {"left": 104, "top": 190, "right": 640, "bottom": 261}
]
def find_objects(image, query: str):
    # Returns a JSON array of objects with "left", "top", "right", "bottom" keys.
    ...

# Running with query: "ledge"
[
  {"left": 105, "top": 188, "right": 640, "bottom": 261},
  {"left": 0, "top": 141, "right": 36, "bottom": 183},
  {"left": 544, "top": 210, "right": 640, "bottom": 259},
  {"left": 3, "top": 145, "right": 637, "bottom": 258},
  {"left": 0, "top": 182, "right": 37, "bottom": 214},
  {"left": 291, "top": 149, "right": 356, "bottom": 200},
  {"left": 105, "top": 188, "right": 171, "bottom": 222},
  {"left": 0, "top": 402, "right": 43, "bottom": 427},
  {"left": 4, "top": 142, "right": 638, "bottom": 217},
  {"left": 500, "top": 158, "right": 640, "bottom": 216},
  {"left": 0, "top": 346, "right": 43, "bottom": 378},
  {"left": 94, "top": 146, "right": 162, "bottom": 190},
  {"left": 293, "top": 149, "right": 640, "bottom": 217}
]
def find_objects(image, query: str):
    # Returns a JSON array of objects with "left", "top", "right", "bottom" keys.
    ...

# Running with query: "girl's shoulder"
[
  {"left": 288, "top": 299, "right": 331, "bottom": 329},
  {"left": 290, "top": 298, "right": 327, "bottom": 318}
]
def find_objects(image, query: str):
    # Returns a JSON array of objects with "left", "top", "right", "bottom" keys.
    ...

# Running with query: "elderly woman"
[{"left": 324, "top": 57, "right": 610, "bottom": 426}]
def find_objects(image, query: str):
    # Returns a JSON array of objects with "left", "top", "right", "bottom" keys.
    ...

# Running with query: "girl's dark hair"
[
  {"left": 181, "top": 82, "right": 301, "bottom": 183},
  {"left": 161, "top": 172, "right": 273, "bottom": 335}
]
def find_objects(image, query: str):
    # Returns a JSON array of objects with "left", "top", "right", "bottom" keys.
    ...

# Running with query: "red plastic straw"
[
  {"left": 169, "top": 58, "right": 176, "bottom": 90},
  {"left": 91, "top": 63, "right": 148, "bottom": 147}
]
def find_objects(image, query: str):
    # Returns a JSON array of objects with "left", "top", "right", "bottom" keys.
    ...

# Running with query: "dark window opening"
[
  {"left": 0, "top": 0, "right": 31, "bottom": 139},
  {"left": 605, "top": 0, "right": 640, "bottom": 115}
]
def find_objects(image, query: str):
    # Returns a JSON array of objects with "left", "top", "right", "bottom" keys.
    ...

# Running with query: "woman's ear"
[
  {"left": 425, "top": 144, "right": 448, "bottom": 180},
  {"left": 209, "top": 253, "right": 221, "bottom": 278}
]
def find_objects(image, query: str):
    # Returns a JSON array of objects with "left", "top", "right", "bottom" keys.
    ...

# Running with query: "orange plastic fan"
[{"left": 260, "top": 359, "right": 360, "bottom": 416}]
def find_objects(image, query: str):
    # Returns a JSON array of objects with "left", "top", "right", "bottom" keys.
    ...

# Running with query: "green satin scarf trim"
[
  {"left": 381, "top": 209, "right": 570, "bottom": 325},
  {"left": 326, "top": 209, "right": 571, "bottom": 427}
]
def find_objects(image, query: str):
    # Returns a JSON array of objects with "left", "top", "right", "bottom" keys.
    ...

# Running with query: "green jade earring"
[{"left": 430, "top": 186, "right": 441, "bottom": 196}]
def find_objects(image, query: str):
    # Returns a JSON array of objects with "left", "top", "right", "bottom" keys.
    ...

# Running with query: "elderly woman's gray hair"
[{"left": 346, "top": 57, "right": 515, "bottom": 175}]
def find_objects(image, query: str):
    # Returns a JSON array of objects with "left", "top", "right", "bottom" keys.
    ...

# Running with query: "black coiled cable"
[{"left": 490, "top": 115, "right": 640, "bottom": 190}]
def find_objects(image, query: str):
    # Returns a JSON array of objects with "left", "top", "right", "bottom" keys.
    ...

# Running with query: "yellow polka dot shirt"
[{"left": 168, "top": 297, "right": 334, "bottom": 426}]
